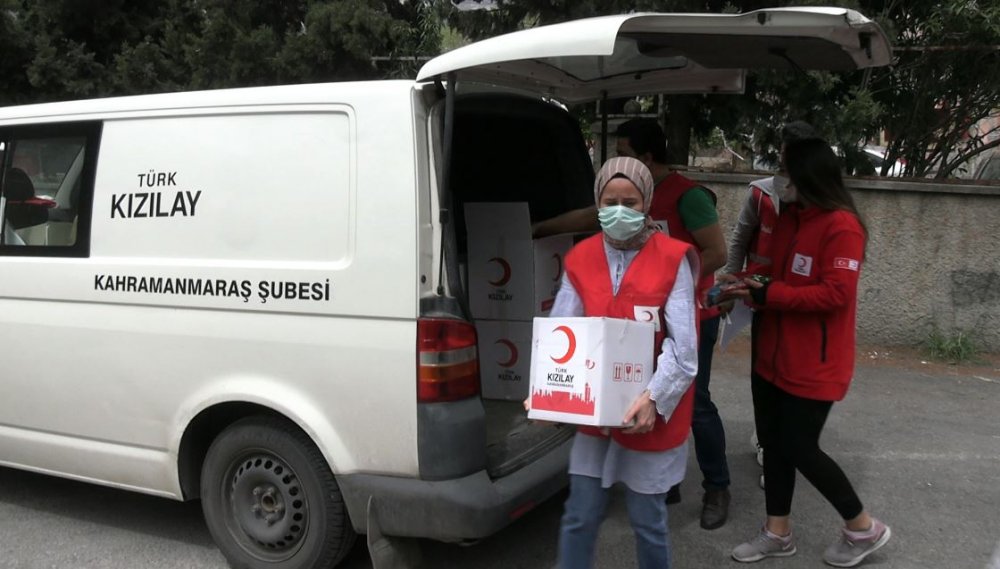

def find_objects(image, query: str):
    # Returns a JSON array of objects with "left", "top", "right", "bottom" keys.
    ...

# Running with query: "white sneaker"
[{"left": 733, "top": 526, "right": 797, "bottom": 563}]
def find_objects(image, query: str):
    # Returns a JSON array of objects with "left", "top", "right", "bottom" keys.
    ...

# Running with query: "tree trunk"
[{"left": 665, "top": 94, "right": 694, "bottom": 166}]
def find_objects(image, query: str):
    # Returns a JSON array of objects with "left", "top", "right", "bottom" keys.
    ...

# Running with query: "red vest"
[
  {"left": 649, "top": 172, "right": 719, "bottom": 320},
  {"left": 745, "top": 183, "right": 779, "bottom": 275},
  {"left": 565, "top": 232, "right": 696, "bottom": 452}
]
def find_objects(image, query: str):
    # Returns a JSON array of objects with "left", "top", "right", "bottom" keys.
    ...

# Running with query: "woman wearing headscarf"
[
  {"left": 544, "top": 156, "right": 700, "bottom": 569},
  {"left": 722, "top": 139, "right": 891, "bottom": 567}
]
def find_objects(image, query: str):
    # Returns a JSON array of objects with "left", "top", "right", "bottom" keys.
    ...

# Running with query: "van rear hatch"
[{"left": 418, "top": 7, "right": 891, "bottom": 102}]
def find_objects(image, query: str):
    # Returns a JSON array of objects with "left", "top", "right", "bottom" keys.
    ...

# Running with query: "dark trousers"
[
  {"left": 692, "top": 315, "right": 730, "bottom": 489},
  {"left": 751, "top": 373, "right": 864, "bottom": 520}
]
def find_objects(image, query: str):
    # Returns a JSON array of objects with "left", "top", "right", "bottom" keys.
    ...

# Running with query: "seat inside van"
[{"left": 3, "top": 168, "right": 52, "bottom": 245}]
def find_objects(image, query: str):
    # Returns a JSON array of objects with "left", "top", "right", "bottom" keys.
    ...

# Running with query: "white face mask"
[
  {"left": 598, "top": 205, "right": 647, "bottom": 241},
  {"left": 773, "top": 175, "right": 796, "bottom": 202}
]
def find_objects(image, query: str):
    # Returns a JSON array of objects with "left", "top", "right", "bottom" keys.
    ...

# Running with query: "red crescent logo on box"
[
  {"left": 550, "top": 326, "right": 577, "bottom": 364},
  {"left": 488, "top": 257, "right": 512, "bottom": 286},
  {"left": 495, "top": 339, "right": 518, "bottom": 368},
  {"left": 638, "top": 309, "right": 655, "bottom": 322},
  {"left": 552, "top": 253, "right": 563, "bottom": 282},
  {"left": 585, "top": 359, "right": 596, "bottom": 370}
]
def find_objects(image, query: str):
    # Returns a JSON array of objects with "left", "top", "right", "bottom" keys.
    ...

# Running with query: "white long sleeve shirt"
[{"left": 554, "top": 240, "right": 699, "bottom": 494}]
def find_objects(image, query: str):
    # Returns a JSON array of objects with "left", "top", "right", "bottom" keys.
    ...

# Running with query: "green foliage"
[
  {"left": 0, "top": 0, "right": 442, "bottom": 103},
  {"left": 440, "top": 24, "right": 471, "bottom": 52},
  {"left": 868, "top": 1, "right": 1000, "bottom": 177},
  {"left": 12, "top": 0, "right": 206, "bottom": 102},
  {"left": 0, "top": 1, "right": 32, "bottom": 106},
  {"left": 925, "top": 328, "right": 980, "bottom": 365},
  {"left": 728, "top": 68, "right": 883, "bottom": 172}
]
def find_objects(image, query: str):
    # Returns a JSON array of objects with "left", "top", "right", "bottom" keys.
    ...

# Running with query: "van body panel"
[
  {"left": 95, "top": 111, "right": 355, "bottom": 265},
  {"left": 417, "top": 8, "right": 891, "bottom": 103},
  {"left": 2, "top": 87, "right": 420, "bottom": 320},
  {"left": 0, "top": 297, "right": 420, "bottom": 487},
  {"left": 0, "top": 424, "right": 179, "bottom": 498},
  {"left": 0, "top": 83, "right": 423, "bottom": 498}
]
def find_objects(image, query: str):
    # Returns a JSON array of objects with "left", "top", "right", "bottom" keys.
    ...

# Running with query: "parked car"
[
  {"left": 862, "top": 145, "right": 906, "bottom": 177},
  {"left": 974, "top": 152, "right": 1000, "bottom": 180}
]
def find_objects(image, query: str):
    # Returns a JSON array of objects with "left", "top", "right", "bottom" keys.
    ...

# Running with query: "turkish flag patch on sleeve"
[{"left": 833, "top": 257, "right": 860, "bottom": 271}]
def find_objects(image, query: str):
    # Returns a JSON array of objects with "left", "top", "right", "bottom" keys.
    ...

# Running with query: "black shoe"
[
  {"left": 700, "top": 487, "right": 730, "bottom": 530},
  {"left": 665, "top": 484, "right": 681, "bottom": 505}
]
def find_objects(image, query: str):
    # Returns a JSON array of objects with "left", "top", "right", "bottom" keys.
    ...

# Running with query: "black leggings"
[{"left": 751, "top": 373, "right": 864, "bottom": 520}]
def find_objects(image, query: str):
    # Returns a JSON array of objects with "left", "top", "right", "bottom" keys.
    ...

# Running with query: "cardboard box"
[
  {"left": 475, "top": 320, "right": 532, "bottom": 401},
  {"left": 465, "top": 202, "right": 573, "bottom": 321},
  {"left": 528, "top": 317, "right": 655, "bottom": 427}
]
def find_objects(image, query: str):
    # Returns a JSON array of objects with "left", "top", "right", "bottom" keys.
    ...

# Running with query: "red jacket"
[
  {"left": 753, "top": 205, "right": 865, "bottom": 401},
  {"left": 648, "top": 172, "right": 719, "bottom": 320},
  {"left": 565, "top": 232, "right": 696, "bottom": 452}
]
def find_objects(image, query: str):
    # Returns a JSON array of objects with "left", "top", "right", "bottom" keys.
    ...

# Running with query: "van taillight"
[{"left": 417, "top": 318, "right": 480, "bottom": 403}]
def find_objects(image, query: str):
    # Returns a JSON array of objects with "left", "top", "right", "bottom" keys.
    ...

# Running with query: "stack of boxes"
[
  {"left": 464, "top": 202, "right": 573, "bottom": 401},
  {"left": 464, "top": 202, "right": 658, "bottom": 425}
]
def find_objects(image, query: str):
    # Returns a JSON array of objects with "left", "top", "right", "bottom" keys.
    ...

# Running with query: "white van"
[{"left": 0, "top": 8, "right": 890, "bottom": 569}]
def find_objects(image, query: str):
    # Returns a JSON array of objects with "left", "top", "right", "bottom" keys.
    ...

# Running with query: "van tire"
[{"left": 201, "top": 416, "right": 357, "bottom": 569}]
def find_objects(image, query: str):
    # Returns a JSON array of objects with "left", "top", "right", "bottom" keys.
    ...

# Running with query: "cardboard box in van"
[
  {"left": 528, "top": 317, "right": 654, "bottom": 427},
  {"left": 476, "top": 319, "right": 532, "bottom": 401},
  {"left": 465, "top": 203, "right": 573, "bottom": 321}
]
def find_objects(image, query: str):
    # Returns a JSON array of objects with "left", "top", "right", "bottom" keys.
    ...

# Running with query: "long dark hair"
[{"left": 784, "top": 138, "right": 868, "bottom": 250}]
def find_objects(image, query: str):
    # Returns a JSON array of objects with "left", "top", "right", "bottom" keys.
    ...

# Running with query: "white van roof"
[
  {"left": 0, "top": 81, "right": 416, "bottom": 123},
  {"left": 417, "top": 7, "right": 892, "bottom": 103}
]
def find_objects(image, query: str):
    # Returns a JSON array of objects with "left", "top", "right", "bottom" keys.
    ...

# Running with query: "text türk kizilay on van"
[{"left": 110, "top": 171, "right": 201, "bottom": 218}]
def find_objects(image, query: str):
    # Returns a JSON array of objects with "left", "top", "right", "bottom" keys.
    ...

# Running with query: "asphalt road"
[{"left": 2, "top": 343, "right": 998, "bottom": 569}]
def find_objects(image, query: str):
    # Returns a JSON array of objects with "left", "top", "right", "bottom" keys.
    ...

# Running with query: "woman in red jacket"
[{"left": 723, "top": 138, "right": 891, "bottom": 567}]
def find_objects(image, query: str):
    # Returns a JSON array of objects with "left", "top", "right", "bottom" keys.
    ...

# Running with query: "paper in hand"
[{"left": 719, "top": 301, "right": 753, "bottom": 351}]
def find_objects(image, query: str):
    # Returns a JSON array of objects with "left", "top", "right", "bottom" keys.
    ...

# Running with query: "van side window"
[{"left": 0, "top": 123, "right": 100, "bottom": 256}]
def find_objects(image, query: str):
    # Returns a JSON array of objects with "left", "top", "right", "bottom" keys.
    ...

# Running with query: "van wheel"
[{"left": 201, "top": 417, "right": 357, "bottom": 569}]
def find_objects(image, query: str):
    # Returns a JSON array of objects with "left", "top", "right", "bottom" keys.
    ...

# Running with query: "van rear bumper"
[{"left": 337, "top": 438, "right": 571, "bottom": 541}]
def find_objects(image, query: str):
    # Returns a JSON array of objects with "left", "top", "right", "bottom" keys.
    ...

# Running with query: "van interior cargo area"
[{"left": 446, "top": 94, "right": 596, "bottom": 478}]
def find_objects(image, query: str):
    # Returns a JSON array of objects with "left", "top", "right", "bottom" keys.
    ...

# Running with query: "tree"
[
  {"left": 0, "top": 0, "right": 442, "bottom": 103},
  {"left": 14, "top": 0, "right": 201, "bottom": 102},
  {"left": 277, "top": 0, "right": 439, "bottom": 83},
  {"left": 866, "top": 1, "right": 1000, "bottom": 177},
  {"left": 0, "top": 0, "right": 32, "bottom": 106}
]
